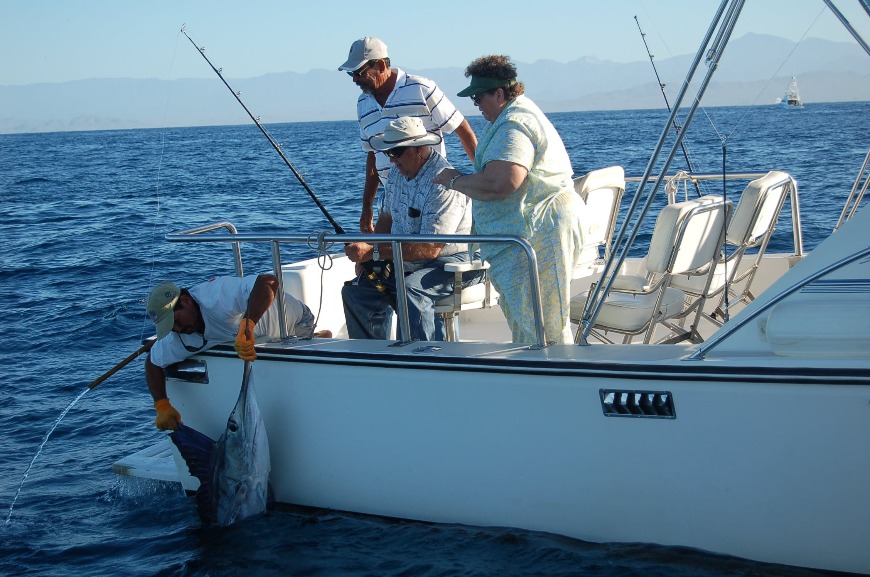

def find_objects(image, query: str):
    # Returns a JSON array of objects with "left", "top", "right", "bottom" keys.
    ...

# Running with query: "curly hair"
[{"left": 464, "top": 55, "right": 525, "bottom": 99}]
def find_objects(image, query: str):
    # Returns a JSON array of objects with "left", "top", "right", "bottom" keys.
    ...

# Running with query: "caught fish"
[{"left": 169, "top": 362, "right": 271, "bottom": 527}]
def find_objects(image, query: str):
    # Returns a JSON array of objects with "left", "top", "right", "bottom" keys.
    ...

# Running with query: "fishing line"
[
  {"left": 634, "top": 15, "right": 703, "bottom": 197},
  {"left": 179, "top": 26, "right": 401, "bottom": 320},
  {"left": 717, "top": 5, "right": 827, "bottom": 141},
  {"left": 141, "top": 29, "right": 185, "bottom": 347},
  {"left": 704, "top": 5, "right": 827, "bottom": 325},
  {"left": 180, "top": 26, "right": 345, "bottom": 235}
]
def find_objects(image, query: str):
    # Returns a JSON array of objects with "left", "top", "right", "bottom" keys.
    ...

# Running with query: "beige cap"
[{"left": 146, "top": 280, "right": 180, "bottom": 339}]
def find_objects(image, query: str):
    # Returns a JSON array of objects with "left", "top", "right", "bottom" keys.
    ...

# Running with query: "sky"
[{"left": 1, "top": 0, "right": 868, "bottom": 86}]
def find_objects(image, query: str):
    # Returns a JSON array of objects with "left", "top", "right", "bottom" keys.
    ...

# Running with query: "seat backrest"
[
  {"left": 646, "top": 196, "right": 729, "bottom": 275},
  {"left": 573, "top": 166, "right": 625, "bottom": 255},
  {"left": 726, "top": 170, "right": 790, "bottom": 246}
]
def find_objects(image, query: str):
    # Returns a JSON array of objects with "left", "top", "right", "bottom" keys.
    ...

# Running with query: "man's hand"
[
  {"left": 344, "top": 242, "right": 374, "bottom": 263},
  {"left": 234, "top": 318, "right": 257, "bottom": 361},
  {"left": 154, "top": 398, "right": 182, "bottom": 431}
]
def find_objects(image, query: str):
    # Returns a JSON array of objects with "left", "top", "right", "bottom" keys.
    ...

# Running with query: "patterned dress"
[{"left": 472, "top": 95, "right": 585, "bottom": 344}]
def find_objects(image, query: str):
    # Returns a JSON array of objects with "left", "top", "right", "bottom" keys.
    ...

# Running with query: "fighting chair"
[{"left": 434, "top": 259, "right": 498, "bottom": 342}]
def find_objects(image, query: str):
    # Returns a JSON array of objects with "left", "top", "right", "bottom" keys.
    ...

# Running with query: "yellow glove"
[
  {"left": 154, "top": 398, "right": 182, "bottom": 431},
  {"left": 234, "top": 318, "right": 257, "bottom": 361}
]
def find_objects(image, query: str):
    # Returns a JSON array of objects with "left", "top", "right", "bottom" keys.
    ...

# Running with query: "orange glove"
[
  {"left": 234, "top": 318, "right": 257, "bottom": 361},
  {"left": 154, "top": 398, "right": 182, "bottom": 431}
]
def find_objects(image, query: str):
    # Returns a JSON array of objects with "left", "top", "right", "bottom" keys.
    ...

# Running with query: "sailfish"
[{"left": 169, "top": 362, "right": 271, "bottom": 527}]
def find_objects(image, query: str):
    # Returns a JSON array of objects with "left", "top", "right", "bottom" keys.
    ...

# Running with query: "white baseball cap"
[{"left": 338, "top": 37, "right": 388, "bottom": 72}]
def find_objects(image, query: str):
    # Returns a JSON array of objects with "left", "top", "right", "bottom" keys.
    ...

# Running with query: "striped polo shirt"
[{"left": 357, "top": 68, "right": 465, "bottom": 182}]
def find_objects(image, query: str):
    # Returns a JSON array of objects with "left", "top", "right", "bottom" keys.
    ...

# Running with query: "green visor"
[{"left": 457, "top": 76, "right": 517, "bottom": 97}]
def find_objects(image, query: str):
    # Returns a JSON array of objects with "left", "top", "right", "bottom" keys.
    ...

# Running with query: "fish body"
[{"left": 170, "top": 362, "right": 271, "bottom": 527}]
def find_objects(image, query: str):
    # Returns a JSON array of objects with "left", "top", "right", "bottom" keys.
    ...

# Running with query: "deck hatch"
[{"left": 600, "top": 389, "right": 675, "bottom": 419}]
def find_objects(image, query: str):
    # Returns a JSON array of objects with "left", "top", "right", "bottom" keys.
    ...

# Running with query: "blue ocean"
[{"left": 1, "top": 101, "right": 867, "bottom": 576}]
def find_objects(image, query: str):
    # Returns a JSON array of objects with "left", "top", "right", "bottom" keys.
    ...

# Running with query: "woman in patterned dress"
[{"left": 434, "top": 55, "right": 586, "bottom": 344}]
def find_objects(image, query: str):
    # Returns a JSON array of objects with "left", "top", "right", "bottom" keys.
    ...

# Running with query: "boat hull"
[{"left": 167, "top": 344, "right": 870, "bottom": 574}]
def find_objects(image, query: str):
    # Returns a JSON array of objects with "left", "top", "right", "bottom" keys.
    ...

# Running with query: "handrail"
[
  {"left": 165, "top": 229, "right": 548, "bottom": 348},
  {"left": 688, "top": 244, "right": 870, "bottom": 360},
  {"left": 170, "top": 221, "right": 244, "bottom": 277},
  {"left": 834, "top": 149, "right": 870, "bottom": 231},
  {"left": 577, "top": 0, "right": 746, "bottom": 345},
  {"left": 633, "top": 171, "right": 804, "bottom": 256}
]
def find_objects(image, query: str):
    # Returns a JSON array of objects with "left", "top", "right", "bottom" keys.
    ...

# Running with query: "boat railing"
[
  {"left": 164, "top": 228, "right": 548, "bottom": 348},
  {"left": 626, "top": 171, "right": 805, "bottom": 256},
  {"left": 834, "top": 148, "right": 870, "bottom": 231},
  {"left": 575, "top": 0, "right": 799, "bottom": 346}
]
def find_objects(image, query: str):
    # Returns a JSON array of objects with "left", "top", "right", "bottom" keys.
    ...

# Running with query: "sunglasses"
[
  {"left": 348, "top": 60, "right": 377, "bottom": 78},
  {"left": 470, "top": 89, "right": 497, "bottom": 106},
  {"left": 384, "top": 147, "right": 411, "bottom": 159}
]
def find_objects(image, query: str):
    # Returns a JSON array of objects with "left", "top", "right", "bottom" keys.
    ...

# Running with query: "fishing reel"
[{"left": 363, "top": 260, "right": 393, "bottom": 293}]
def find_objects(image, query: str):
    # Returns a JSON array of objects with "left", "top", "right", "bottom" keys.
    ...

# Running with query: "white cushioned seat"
[
  {"left": 573, "top": 195, "right": 729, "bottom": 344},
  {"left": 572, "top": 286, "right": 685, "bottom": 333}
]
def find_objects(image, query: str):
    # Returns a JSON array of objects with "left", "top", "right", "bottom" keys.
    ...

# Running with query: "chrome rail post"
[
  {"left": 169, "top": 221, "right": 244, "bottom": 276},
  {"left": 787, "top": 175, "right": 804, "bottom": 257},
  {"left": 835, "top": 149, "right": 870, "bottom": 231},
  {"left": 390, "top": 240, "right": 413, "bottom": 343},
  {"left": 270, "top": 240, "right": 288, "bottom": 339},
  {"left": 577, "top": 0, "right": 746, "bottom": 345}
]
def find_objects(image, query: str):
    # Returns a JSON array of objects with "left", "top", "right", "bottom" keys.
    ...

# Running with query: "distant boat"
[{"left": 780, "top": 75, "right": 804, "bottom": 108}]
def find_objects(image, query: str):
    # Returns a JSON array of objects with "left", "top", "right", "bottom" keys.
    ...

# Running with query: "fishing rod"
[
  {"left": 180, "top": 26, "right": 345, "bottom": 234},
  {"left": 634, "top": 16, "right": 702, "bottom": 198}
]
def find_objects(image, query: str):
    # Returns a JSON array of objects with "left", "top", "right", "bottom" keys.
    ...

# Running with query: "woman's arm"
[{"left": 434, "top": 160, "right": 528, "bottom": 202}]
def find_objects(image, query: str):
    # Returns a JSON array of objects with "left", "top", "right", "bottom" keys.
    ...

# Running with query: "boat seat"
[
  {"left": 573, "top": 166, "right": 625, "bottom": 275},
  {"left": 572, "top": 195, "right": 730, "bottom": 344},
  {"left": 670, "top": 171, "right": 791, "bottom": 327},
  {"left": 434, "top": 260, "right": 498, "bottom": 342}
]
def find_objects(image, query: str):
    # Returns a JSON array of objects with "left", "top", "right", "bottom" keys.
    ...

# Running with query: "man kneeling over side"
[
  {"left": 342, "top": 116, "right": 482, "bottom": 341},
  {"left": 144, "top": 274, "right": 328, "bottom": 431}
]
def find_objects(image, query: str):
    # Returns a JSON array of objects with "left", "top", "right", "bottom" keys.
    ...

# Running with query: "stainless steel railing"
[{"left": 165, "top": 228, "right": 548, "bottom": 348}]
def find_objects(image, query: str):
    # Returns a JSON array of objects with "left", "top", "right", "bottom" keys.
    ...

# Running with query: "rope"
[{"left": 305, "top": 231, "right": 336, "bottom": 338}]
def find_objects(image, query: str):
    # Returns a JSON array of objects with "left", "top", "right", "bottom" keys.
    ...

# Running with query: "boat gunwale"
[{"left": 185, "top": 342, "right": 870, "bottom": 386}]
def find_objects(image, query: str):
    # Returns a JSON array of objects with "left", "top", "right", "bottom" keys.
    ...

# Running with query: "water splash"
[{"left": 4, "top": 387, "right": 90, "bottom": 526}]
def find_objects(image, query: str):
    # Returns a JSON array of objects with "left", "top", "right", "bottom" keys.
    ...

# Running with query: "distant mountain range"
[{"left": 1, "top": 33, "right": 867, "bottom": 134}]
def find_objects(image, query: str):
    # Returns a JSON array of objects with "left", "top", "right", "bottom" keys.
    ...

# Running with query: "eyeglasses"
[
  {"left": 348, "top": 60, "right": 376, "bottom": 78},
  {"left": 384, "top": 147, "right": 410, "bottom": 159},
  {"left": 470, "top": 89, "right": 496, "bottom": 106}
]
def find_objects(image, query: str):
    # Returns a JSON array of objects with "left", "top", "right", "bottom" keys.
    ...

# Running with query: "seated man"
[
  {"left": 144, "top": 273, "right": 328, "bottom": 430},
  {"left": 342, "top": 116, "right": 482, "bottom": 341}
]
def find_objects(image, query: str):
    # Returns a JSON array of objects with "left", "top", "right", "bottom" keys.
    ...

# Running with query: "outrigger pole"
[
  {"left": 633, "top": 16, "right": 702, "bottom": 197},
  {"left": 180, "top": 26, "right": 345, "bottom": 234}
]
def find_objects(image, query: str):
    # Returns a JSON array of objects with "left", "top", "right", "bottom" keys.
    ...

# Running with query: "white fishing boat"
[
  {"left": 115, "top": 1, "right": 870, "bottom": 573},
  {"left": 780, "top": 75, "right": 804, "bottom": 108}
]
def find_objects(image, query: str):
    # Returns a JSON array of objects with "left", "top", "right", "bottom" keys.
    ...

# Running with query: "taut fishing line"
[{"left": 181, "top": 25, "right": 350, "bottom": 338}]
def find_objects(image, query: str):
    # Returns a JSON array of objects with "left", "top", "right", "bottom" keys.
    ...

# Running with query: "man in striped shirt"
[{"left": 339, "top": 36, "right": 477, "bottom": 233}]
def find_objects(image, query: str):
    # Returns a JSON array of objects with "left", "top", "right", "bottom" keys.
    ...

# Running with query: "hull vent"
[{"left": 600, "top": 389, "right": 675, "bottom": 419}]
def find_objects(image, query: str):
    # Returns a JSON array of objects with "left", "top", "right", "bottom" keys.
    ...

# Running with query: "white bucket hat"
[
  {"left": 338, "top": 37, "right": 388, "bottom": 72},
  {"left": 369, "top": 117, "right": 442, "bottom": 151}
]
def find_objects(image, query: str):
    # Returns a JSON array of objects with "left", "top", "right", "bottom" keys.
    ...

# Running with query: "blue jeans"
[{"left": 342, "top": 253, "right": 482, "bottom": 341}]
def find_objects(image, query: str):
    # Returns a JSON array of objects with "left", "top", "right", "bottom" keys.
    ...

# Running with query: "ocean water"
[{"left": 1, "top": 101, "right": 867, "bottom": 577}]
